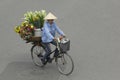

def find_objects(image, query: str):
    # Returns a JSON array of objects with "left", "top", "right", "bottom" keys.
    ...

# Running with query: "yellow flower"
[
  {"left": 14, "top": 27, "right": 17, "bottom": 32},
  {"left": 14, "top": 26, "right": 20, "bottom": 33},
  {"left": 18, "top": 26, "right": 20, "bottom": 30},
  {"left": 25, "top": 24, "right": 28, "bottom": 26},
  {"left": 30, "top": 25, "right": 34, "bottom": 29}
]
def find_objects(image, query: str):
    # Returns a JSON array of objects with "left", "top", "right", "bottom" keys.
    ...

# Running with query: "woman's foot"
[
  {"left": 47, "top": 57, "right": 53, "bottom": 63},
  {"left": 41, "top": 58, "right": 46, "bottom": 65}
]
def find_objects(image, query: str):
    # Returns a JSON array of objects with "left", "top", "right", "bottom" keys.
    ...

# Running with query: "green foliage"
[{"left": 24, "top": 10, "right": 46, "bottom": 29}]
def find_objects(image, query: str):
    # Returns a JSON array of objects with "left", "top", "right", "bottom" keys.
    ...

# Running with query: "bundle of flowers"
[
  {"left": 14, "top": 21, "right": 34, "bottom": 40},
  {"left": 23, "top": 10, "right": 46, "bottom": 29},
  {"left": 14, "top": 10, "right": 47, "bottom": 41}
]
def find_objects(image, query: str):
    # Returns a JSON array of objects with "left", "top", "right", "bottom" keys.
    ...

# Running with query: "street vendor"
[{"left": 41, "top": 12, "right": 65, "bottom": 64}]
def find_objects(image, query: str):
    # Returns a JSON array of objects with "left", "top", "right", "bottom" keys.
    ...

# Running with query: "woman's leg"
[
  {"left": 42, "top": 43, "right": 51, "bottom": 61},
  {"left": 50, "top": 40, "right": 59, "bottom": 57}
]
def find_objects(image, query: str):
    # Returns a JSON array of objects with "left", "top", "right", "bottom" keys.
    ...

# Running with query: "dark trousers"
[{"left": 42, "top": 40, "right": 58, "bottom": 60}]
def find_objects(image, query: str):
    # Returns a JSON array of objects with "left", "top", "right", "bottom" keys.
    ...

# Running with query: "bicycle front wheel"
[
  {"left": 31, "top": 45, "right": 45, "bottom": 67},
  {"left": 56, "top": 53, "right": 74, "bottom": 75}
]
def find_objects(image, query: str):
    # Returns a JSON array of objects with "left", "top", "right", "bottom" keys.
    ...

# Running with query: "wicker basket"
[
  {"left": 27, "top": 36, "right": 41, "bottom": 42},
  {"left": 59, "top": 39, "right": 70, "bottom": 52}
]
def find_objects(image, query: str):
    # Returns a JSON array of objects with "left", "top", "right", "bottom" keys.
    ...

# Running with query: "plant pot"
[{"left": 34, "top": 28, "right": 41, "bottom": 37}]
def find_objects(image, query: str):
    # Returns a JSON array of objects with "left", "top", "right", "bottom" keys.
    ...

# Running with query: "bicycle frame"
[
  {"left": 31, "top": 38, "right": 62, "bottom": 59},
  {"left": 41, "top": 40, "right": 61, "bottom": 59}
]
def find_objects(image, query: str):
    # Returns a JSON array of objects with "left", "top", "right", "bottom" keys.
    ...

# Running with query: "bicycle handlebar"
[{"left": 56, "top": 37, "right": 67, "bottom": 51}]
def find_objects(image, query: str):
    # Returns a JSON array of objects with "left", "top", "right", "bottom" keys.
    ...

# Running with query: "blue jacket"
[{"left": 42, "top": 22, "right": 65, "bottom": 43}]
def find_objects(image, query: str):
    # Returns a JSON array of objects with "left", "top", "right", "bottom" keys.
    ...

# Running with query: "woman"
[{"left": 41, "top": 12, "right": 65, "bottom": 64}]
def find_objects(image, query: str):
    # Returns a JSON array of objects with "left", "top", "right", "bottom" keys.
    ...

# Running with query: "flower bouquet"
[
  {"left": 14, "top": 10, "right": 47, "bottom": 42},
  {"left": 24, "top": 10, "right": 46, "bottom": 29},
  {"left": 14, "top": 21, "right": 34, "bottom": 40}
]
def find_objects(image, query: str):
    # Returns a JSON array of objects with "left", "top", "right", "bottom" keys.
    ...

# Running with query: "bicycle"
[{"left": 30, "top": 37, "right": 74, "bottom": 75}]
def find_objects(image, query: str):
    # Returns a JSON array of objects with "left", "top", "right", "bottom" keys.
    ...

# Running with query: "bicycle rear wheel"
[
  {"left": 56, "top": 53, "right": 74, "bottom": 75},
  {"left": 31, "top": 45, "right": 45, "bottom": 67}
]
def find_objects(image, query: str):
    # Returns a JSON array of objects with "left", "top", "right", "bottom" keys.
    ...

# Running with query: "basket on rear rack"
[
  {"left": 59, "top": 38, "right": 70, "bottom": 52},
  {"left": 26, "top": 36, "right": 42, "bottom": 44}
]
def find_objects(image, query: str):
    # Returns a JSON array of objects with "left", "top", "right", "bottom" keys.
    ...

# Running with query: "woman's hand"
[
  {"left": 59, "top": 35, "right": 65, "bottom": 40},
  {"left": 54, "top": 35, "right": 66, "bottom": 41}
]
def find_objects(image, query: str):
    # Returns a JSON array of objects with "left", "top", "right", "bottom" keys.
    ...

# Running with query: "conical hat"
[{"left": 44, "top": 12, "right": 57, "bottom": 20}]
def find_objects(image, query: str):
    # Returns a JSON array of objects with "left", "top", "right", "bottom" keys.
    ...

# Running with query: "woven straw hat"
[{"left": 44, "top": 12, "right": 57, "bottom": 20}]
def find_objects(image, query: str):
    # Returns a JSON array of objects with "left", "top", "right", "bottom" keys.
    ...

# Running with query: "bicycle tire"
[
  {"left": 31, "top": 45, "right": 45, "bottom": 67},
  {"left": 56, "top": 53, "right": 74, "bottom": 75}
]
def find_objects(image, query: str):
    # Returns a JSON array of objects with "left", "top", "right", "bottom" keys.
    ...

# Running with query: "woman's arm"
[{"left": 55, "top": 24, "right": 65, "bottom": 36}]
